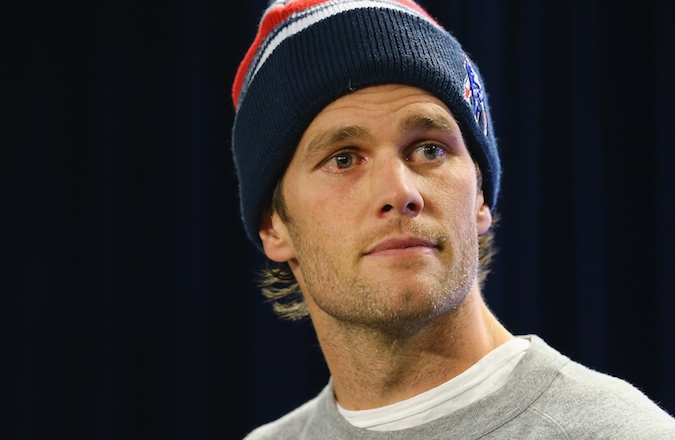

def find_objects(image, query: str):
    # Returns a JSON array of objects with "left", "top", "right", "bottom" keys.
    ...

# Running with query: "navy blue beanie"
[{"left": 232, "top": 0, "right": 500, "bottom": 247}]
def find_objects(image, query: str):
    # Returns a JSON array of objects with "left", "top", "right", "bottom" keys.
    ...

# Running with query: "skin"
[{"left": 259, "top": 84, "right": 512, "bottom": 410}]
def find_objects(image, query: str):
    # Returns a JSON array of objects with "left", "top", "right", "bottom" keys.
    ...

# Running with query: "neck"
[{"left": 308, "top": 285, "right": 513, "bottom": 410}]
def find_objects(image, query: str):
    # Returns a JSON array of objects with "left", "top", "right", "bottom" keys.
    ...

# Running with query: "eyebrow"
[
  {"left": 399, "top": 112, "right": 456, "bottom": 133},
  {"left": 303, "top": 112, "right": 458, "bottom": 156},
  {"left": 305, "top": 125, "right": 373, "bottom": 156}
]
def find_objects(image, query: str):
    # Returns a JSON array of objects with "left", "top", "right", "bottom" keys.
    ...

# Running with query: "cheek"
[
  {"left": 285, "top": 193, "right": 351, "bottom": 252},
  {"left": 424, "top": 170, "right": 477, "bottom": 216},
  {"left": 288, "top": 177, "right": 363, "bottom": 225}
]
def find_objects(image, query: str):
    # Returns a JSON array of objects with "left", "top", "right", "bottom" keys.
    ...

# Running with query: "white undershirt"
[{"left": 337, "top": 337, "right": 531, "bottom": 431}]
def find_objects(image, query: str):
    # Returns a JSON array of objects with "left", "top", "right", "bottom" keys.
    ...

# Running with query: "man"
[{"left": 231, "top": 0, "right": 675, "bottom": 438}]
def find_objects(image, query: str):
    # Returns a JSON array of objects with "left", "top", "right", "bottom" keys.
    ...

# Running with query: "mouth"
[{"left": 363, "top": 236, "right": 440, "bottom": 257}]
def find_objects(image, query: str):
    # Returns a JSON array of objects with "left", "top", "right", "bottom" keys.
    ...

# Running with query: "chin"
[{"left": 329, "top": 283, "right": 471, "bottom": 336}]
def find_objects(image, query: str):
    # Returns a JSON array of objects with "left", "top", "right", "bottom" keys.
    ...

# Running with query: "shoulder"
[
  {"left": 243, "top": 385, "right": 330, "bottom": 440},
  {"left": 518, "top": 336, "right": 675, "bottom": 438}
]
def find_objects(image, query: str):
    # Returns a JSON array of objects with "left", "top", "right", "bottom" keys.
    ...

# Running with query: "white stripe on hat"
[{"left": 244, "top": 0, "right": 441, "bottom": 94}]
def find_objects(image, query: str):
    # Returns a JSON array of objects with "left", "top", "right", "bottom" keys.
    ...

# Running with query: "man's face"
[{"left": 260, "top": 84, "right": 492, "bottom": 334}]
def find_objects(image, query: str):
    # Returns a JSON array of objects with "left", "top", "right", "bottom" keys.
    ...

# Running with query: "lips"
[{"left": 364, "top": 237, "right": 438, "bottom": 256}]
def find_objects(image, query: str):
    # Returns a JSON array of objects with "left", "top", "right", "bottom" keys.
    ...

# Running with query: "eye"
[
  {"left": 334, "top": 153, "right": 353, "bottom": 169},
  {"left": 407, "top": 144, "right": 446, "bottom": 162},
  {"left": 321, "top": 151, "right": 363, "bottom": 173},
  {"left": 421, "top": 145, "right": 443, "bottom": 160}
]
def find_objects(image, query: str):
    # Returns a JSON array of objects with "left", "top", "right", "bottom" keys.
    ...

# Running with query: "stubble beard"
[{"left": 289, "top": 218, "right": 480, "bottom": 338}]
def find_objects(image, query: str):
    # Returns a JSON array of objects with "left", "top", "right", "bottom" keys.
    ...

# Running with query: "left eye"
[{"left": 409, "top": 144, "right": 445, "bottom": 161}]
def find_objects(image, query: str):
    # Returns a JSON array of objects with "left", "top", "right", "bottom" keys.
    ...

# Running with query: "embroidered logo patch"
[{"left": 463, "top": 54, "right": 488, "bottom": 136}]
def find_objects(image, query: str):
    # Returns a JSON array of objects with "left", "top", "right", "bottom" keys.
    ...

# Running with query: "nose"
[{"left": 372, "top": 158, "right": 424, "bottom": 218}]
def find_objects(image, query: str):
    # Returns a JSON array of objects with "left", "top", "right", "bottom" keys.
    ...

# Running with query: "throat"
[
  {"left": 313, "top": 289, "right": 513, "bottom": 410},
  {"left": 324, "top": 312, "right": 478, "bottom": 409}
]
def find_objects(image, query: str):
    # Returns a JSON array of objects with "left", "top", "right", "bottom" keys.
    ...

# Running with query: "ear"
[
  {"left": 475, "top": 190, "right": 492, "bottom": 235},
  {"left": 259, "top": 210, "right": 296, "bottom": 263}
]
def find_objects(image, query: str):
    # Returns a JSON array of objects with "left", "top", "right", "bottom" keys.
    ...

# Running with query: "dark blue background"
[{"left": 5, "top": 1, "right": 675, "bottom": 438}]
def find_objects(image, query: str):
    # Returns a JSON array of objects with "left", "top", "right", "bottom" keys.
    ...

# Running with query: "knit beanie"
[{"left": 232, "top": 0, "right": 500, "bottom": 247}]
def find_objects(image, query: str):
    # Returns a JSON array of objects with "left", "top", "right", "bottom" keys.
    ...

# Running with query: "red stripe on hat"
[
  {"left": 231, "top": 0, "right": 441, "bottom": 109},
  {"left": 232, "top": 0, "right": 334, "bottom": 109}
]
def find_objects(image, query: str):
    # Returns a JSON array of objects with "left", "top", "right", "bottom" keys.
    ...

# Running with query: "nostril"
[
  {"left": 382, "top": 204, "right": 393, "bottom": 212},
  {"left": 406, "top": 203, "right": 418, "bottom": 212}
]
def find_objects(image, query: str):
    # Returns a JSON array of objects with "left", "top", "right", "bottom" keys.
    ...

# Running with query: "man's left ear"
[{"left": 476, "top": 191, "right": 492, "bottom": 235}]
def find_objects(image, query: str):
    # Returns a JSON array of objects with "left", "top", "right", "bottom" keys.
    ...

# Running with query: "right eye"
[
  {"left": 333, "top": 154, "right": 353, "bottom": 169},
  {"left": 321, "top": 151, "right": 364, "bottom": 174}
]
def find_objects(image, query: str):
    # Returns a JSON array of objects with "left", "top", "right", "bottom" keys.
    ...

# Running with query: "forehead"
[
  {"left": 313, "top": 84, "right": 451, "bottom": 119},
  {"left": 297, "top": 84, "right": 459, "bottom": 148}
]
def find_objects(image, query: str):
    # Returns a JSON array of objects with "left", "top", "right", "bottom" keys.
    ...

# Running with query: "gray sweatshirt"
[{"left": 245, "top": 336, "right": 675, "bottom": 439}]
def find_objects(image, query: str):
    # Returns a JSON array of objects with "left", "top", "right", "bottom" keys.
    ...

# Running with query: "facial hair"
[{"left": 287, "top": 216, "right": 479, "bottom": 337}]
